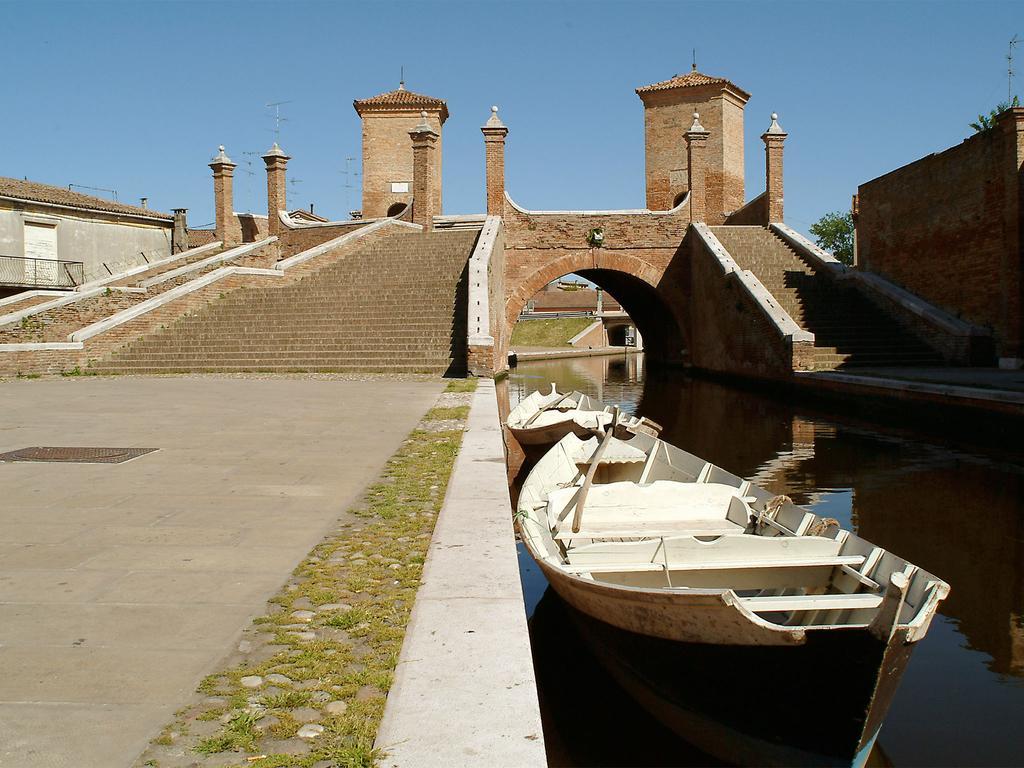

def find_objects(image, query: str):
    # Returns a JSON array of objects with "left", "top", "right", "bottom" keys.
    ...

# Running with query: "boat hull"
[
  {"left": 561, "top": 594, "right": 912, "bottom": 767},
  {"left": 509, "top": 418, "right": 595, "bottom": 448},
  {"left": 534, "top": 556, "right": 807, "bottom": 647}
]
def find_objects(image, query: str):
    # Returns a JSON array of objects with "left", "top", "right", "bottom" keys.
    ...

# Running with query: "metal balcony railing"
[{"left": 0, "top": 255, "right": 84, "bottom": 289}]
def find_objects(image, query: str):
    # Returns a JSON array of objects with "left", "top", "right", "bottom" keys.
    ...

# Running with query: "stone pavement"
[{"left": 0, "top": 374, "right": 443, "bottom": 768}]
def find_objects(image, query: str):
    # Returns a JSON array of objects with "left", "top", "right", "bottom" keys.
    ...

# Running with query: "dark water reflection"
[{"left": 506, "top": 353, "right": 1024, "bottom": 767}]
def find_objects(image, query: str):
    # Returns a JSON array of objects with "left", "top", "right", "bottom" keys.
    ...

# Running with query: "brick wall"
[
  {"left": 361, "top": 111, "right": 444, "bottom": 219},
  {"left": 688, "top": 231, "right": 801, "bottom": 378},
  {"left": 640, "top": 85, "right": 745, "bottom": 221},
  {"left": 724, "top": 192, "right": 767, "bottom": 225},
  {"left": 857, "top": 109, "right": 1024, "bottom": 358},
  {"left": 276, "top": 222, "right": 373, "bottom": 260},
  {"left": 237, "top": 214, "right": 269, "bottom": 242}
]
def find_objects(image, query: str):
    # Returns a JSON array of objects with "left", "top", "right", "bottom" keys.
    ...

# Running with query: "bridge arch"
[{"left": 504, "top": 251, "right": 688, "bottom": 365}]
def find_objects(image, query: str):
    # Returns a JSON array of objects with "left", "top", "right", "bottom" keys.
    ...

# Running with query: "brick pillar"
[
  {"left": 762, "top": 113, "right": 788, "bottom": 224},
  {"left": 262, "top": 142, "right": 291, "bottom": 236},
  {"left": 481, "top": 106, "right": 508, "bottom": 217},
  {"left": 209, "top": 146, "right": 240, "bottom": 247},
  {"left": 684, "top": 112, "right": 710, "bottom": 223},
  {"left": 409, "top": 112, "right": 439, "bottom": 231},
  {"left": 171, "top": 208, "right": 188, "bottom": 253}
]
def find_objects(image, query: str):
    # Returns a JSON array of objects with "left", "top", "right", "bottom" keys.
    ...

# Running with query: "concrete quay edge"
[
  {"left": 374, "top": 378, "right": 546, "bottom": 768},
  {"left": 513, "top": 345, "right": 639, "bottom": 362},
  {"left": 794, "top": 370, "right": 1024, "bottom": 415}
]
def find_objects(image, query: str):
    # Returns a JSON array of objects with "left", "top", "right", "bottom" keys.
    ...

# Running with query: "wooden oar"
[
  {"left": 571, "top": 406, "right": 619, "bottom": 534},
  {"left": 522, "top": 389, "right": 575, "bottom": 428}
]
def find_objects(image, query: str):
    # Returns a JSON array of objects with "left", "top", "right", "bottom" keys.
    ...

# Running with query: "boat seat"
[
  {"left": 548, "top": 480, "right": 751, "bottom": 541},
  {"left": 739, "top": 593, "right": 883, "bottom": 613},
  {"left": 563, "top": 554, "right": 865, "bottom": 574},
  {"left": 528, "top": 410, "right": 612, "bottom": 430}
]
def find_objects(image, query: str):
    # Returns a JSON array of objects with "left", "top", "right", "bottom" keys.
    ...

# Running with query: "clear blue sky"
[{"left": 2, "top": 0, "right": 1019, "bottom": 233}]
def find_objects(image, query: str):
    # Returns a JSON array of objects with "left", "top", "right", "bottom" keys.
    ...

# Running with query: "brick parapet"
[{"left": 688, "top": 229, "right": 796, "bottom": 378}]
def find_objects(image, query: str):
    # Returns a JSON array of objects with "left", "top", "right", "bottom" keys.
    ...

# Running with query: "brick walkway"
[{"left": 0, "top": 374, "right": 443, "bottom": 768}]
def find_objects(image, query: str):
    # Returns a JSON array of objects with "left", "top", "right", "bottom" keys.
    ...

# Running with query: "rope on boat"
[
  {"left": 805, "top": 517, "right": 841, "bottom": 537},
  {"left": 750, "top": 494, "right": 790, "bottom": 533}
]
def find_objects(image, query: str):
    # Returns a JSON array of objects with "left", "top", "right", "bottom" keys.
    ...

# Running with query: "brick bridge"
[
  {"left": 0, "top": 73, "right": 998, "bottom": 378},
  {"left": 466, "top": 106, "right": 983, "bottom": 379}
]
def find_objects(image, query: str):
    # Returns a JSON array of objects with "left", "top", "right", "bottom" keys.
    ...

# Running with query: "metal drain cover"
[{"left": 0, "top": 446, "right": 158, "bottom": 464}]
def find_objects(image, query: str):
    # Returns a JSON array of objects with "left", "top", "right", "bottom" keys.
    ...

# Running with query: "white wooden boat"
[
  {"left": 516, "top": 426, "right": 949, "bottom": 767},
  {"left": 507, "top": 384, "right": 659, "bottom": 449}
]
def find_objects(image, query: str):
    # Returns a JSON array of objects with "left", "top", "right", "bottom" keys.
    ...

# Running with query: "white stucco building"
[{"left": 0, "top": 177, "right": 176, "bottom": 294}]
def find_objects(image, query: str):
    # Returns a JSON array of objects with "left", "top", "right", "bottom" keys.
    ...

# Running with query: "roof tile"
[
  {"left": 353, "top": 87, "right": 449, "bottom": 120},
  {"left": 636, "top": 70, "right": 750, "bottom": 100},
  {"left": 0, "top": 176, "right": 172, "bottom": 220}
]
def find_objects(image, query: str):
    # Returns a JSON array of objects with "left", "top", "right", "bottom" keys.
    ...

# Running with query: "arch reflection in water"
[{"left": 506, "top": 354, "right": 1024, "bottom": 767}]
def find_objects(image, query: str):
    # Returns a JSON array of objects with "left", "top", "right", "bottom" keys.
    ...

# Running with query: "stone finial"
[
  {"left": 415, "top": 110, "right": 431, "bottom": 131},
  {"left": 210, "top": 145, "right": 234, "bottom": 166},
  {"left": 262, "top": 141, "right": 289, "bottom": 160},
  {"left": 764, "top": 112, "right": 786, "bottom": 136},
  {"left": 485, "top": 105, "right": 505, "bottom": 128},
  {"left": 687, "top": 111, "right": 707, "bottom": 134}
]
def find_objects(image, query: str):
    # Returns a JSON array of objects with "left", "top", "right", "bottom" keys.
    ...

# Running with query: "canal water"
[{"left": 504, "top": 353, "right": 1024, "bottom": 767}]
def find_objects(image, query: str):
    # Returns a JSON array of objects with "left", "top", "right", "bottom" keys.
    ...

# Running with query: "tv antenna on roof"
[
  {"left": 240, "top": 151, "right": 259, "bottom": 213},
  {"left": 341, "top": 156, "right": 361, "bottom": 214},
  {"left": 266, "top": 100, "right": 293, "bottom": 143},
  {"left": 1009, "top": 35, "right": 1020, "bottom": 102}
]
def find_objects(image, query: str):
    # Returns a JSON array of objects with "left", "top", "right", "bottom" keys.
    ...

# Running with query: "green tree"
[
  {"left": 970, "top": 95, "right": 1020, "bottom": 132},
  {"left": 809, "top": 211, "right": 855, "bottom": 266}
]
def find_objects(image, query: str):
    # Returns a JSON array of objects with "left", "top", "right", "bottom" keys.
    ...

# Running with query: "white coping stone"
[
  {"left": 505, "top": 189, "right": 688, "bottom": 217},
  {"left": 138, "top": 238, "right": 276, "bottom": 289},
  {"left": 77, "top": 241, "right": 223, "bottom": 291},
  {"left": 771, "top": 223, "right": 984, "bottom": 339},
  {"left": 375, "top": 379, "right": 546, "bottom": 768},
  {"left": 69, "top": 266, "right": 237, "bottom": 342},
  {"left": 568, "top": 319, "right": 604, "bottom": 346},
  {"left": 275, "top": 218, "right": 393, "bottom": 271},
  {"left": 0, "top": 290, "right": 67, "bottom": 309},
  {"left": 65, "top": 222, "right": 414, "bottom": 345},
  {"left": 693, "top": 224, "right": 813, "bottom": 343},
  {"left": 467, "top": 215, "right": 501, "bottom": 345},
  {"left": 0, "top": 243, "right": 226, "bottom": 329},
  {"left": 0, "top": 286, "right": 106, "bottom": 329},
  {"left": 0, "top": 341, "right": 83, "bottom": 352}
]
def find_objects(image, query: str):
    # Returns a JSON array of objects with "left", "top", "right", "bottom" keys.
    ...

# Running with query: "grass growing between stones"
[{"left": 136, "top": 378, "right": 478, "bottom": 768}]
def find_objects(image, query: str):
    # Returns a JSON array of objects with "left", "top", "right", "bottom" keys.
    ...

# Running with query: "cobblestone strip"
[{"left": 135, "top": 379, "right": 478, "bottom": 768}]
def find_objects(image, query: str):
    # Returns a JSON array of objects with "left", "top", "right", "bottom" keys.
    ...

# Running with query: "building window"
[{"left": 387, "top": 202, "right": 407, "bottom": 217}]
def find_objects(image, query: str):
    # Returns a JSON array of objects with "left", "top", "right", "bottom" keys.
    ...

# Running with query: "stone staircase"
[
  {"left": 92, "top": 229, "right": 477, "bottom": 375},
  {"left": 710, "top": 226, "right": 944, "bottom": 369}
]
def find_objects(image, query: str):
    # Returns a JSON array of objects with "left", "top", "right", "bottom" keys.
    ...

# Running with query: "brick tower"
[
  {"left": 636, "top": 67, "right": 750, "bottom": 222},
  {"left": 353, "top": 82, "right": 448, "bottom": 220}
]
